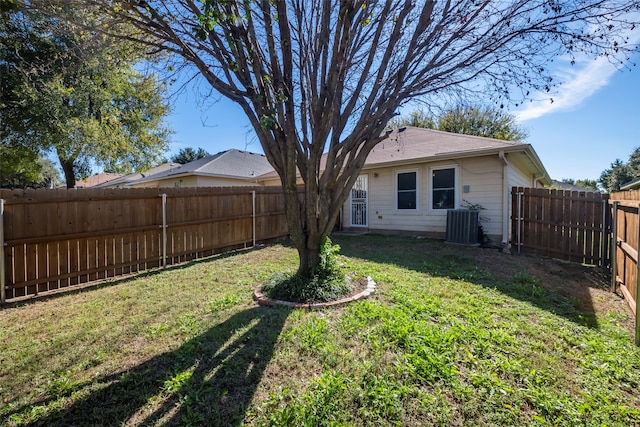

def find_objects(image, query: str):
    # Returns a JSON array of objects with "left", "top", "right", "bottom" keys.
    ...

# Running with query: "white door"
[{"left": 350, "top": 175, "right": 368, "bottom": 227}]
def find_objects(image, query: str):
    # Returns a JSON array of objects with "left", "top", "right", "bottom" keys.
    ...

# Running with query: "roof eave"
[
  {"left": 135, "top": 171, "right": 260, "bottom": 183},
  {"left": 361, "top": 145, "right": 525, "bottom": 170}
]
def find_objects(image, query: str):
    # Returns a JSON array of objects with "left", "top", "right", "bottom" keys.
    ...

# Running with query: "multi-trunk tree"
[{"left": 47, "top": 0, "right": 640, "bottom": 279}]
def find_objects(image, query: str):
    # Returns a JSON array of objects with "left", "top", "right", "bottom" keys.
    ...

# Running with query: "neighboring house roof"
[
  {"left": 620, "top": 177, "right": 640, "bottom": 191},
  {"left": 133, "top": 149, "right": 274, "bottom": 185},
  {"left": 257, "top": 127, "right": 552, "bottom": 186},
  {"left": 551, "top": 179, "right": 600, "bottom": 193},
  {"left": 94, "top": 163, "right": 181, "bottom": 188},
  {"left": 75, "top": 173, "right": 123, "bottom": 188}
]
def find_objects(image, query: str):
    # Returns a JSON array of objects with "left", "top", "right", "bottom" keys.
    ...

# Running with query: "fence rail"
[{"left": 0, "top": 187, "right": 290, "bottom": 302}]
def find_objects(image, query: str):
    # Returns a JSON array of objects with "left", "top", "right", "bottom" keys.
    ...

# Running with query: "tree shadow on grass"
[
  {"left": 334, "top": 233, "right": 601, "bottom": 329},
  {"left": 3, "top": 243, "right": 270, "bottom": 310},
  {"left": 24, "top": 305, "right": 291, "bottom": 427}
]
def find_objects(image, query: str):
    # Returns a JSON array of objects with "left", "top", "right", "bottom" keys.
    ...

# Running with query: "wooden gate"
[
  {"left": 511, "top": 187, "right": 610, "bottom": 266},
  {"left": 609, "top": 192, "right": 640, "bottom": 345}
]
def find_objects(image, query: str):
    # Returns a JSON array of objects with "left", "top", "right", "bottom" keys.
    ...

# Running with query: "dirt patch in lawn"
[{"left": 471, "top": 248, "right": 633, "bottom": 333}]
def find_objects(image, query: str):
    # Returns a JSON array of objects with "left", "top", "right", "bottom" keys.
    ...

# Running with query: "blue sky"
[{"left": 166, "top": 52, "right": 640, "bottom": 183}]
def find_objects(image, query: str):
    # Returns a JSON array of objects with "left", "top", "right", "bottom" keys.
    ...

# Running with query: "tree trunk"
[
  {"left": 280, "top": 167, "right": 343, "bottom": 279},
  {"left": 59, "top": 157, "right": 76, "bottom": 189},
  {"left": 296, "top": 240, "right": 321, "bottom": 279}
]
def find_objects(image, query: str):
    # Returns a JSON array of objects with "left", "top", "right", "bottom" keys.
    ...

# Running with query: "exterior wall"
[
  {"left": 259, "top": 176, "right": 284, "bottom": 186},
  {"left": 342, "top": 155, "right": 505, "bottom": 241},
  {"left": 506, "top": 155, "right": 536, "bottom": 189}
]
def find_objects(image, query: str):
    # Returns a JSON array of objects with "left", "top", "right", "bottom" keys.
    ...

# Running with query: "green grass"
[{"left": 1, "top": 234, "right": 638, "bottom": 426}]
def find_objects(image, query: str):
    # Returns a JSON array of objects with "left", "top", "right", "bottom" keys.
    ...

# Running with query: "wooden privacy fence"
[
  {"left": 511, "top": 187, "right": 610, "bottom": 266},
  {"left": 0, "top": 187, "right": 290, "bottom": 302},
  {"left": 609, "top": 190, "right": 640, "bottom": 345}
]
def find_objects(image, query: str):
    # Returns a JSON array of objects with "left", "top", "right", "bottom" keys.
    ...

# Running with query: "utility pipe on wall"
[{"left": 498, "top": 151, "right": 510, "bottom": 251}]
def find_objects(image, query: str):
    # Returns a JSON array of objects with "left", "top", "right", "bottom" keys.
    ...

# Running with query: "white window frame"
[
  {"left": 429, "top": 165, "right": 459, "bottom": 212},
  {"left": 394, "top": 169, "right": 420, "bottom": 211}
]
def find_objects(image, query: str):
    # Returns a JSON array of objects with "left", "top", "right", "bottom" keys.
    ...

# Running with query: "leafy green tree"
[
  {"left": 560, "top": 178, "right": 600, "bottom": 192},
  {"left": 387, "top": 109, "right": 435, "bottom": 130},
  {"left": 81, "top": 0, "right": 639, "bottom": 281},
  {"left": 170, "top": 147, "right": 211, "bottom": 164},
  {"left": 0, "top": 5, "right": 172, "bottom": 188},
  {"left": 438, "top": 106, "right": 527, "bottom": 141},
  {"left": 0, "top": 143, "right": 61, "bottom": 188},
  {"left": 391, "top": 105, "right": 527, "bottom": 141},
  {"left": 599, "top": 149, "right": 640, "bottom": 193}
]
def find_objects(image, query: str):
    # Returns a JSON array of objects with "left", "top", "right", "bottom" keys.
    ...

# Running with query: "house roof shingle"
[
  {"left": 94, "top": 163, "right": 181, "bottom": 188},
  {"left": 134, "top": 149, "right": 274, "bottom": 184},
  {"left": 365, "top": 127, "right": 522, "bottom": 165},
  {"left": 75, "top": 173, "right": 124, "bottom": 188}
]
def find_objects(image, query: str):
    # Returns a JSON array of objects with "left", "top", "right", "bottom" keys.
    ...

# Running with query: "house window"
[
  {"left": 396, "top": 171, "right": 417, "bottom": 210},
  {"left": 432, "top": 168, "right": 455, "bottom": 209}
]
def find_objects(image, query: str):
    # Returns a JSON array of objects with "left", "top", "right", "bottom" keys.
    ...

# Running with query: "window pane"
[
  {"left": 397, "top": 172, "right": 416, "bottom": 191},
  {"left": 433, "top": 168, "right": 454, "bottom": 189},
  {"left": 398, "top": 191, "right": 416, "bottom": 209},
  {"left": 433, "top": 189, "right": 454, "bottom": 209}
]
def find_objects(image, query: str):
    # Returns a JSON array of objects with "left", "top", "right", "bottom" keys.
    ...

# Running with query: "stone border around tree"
[{"left": 253, "top": 276, "right": 377, "bottom": 309}]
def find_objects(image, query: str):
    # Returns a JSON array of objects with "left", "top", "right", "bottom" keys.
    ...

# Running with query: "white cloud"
[
  {"left": 515, "top": 58, "right": 616, "bottom": 122},
  {"left": 516, "top": 25, "right": 640, "bottom": 122}
]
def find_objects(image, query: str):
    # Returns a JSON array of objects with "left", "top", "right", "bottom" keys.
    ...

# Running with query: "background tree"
[
  {"left": 558, "top": 178, "right": 600, "bottom": 192},
  {"left": 391, "top": 105, "right": 527, "bottom": 141},
  {"left": 599, "top": 148, "right": 640, "bottom": 192},
  {"left": 60, "top": 0, "right": 639, "bottom": 281},
  {"left": 438, "top": 106, "right": 527, "bottom": 142},
  {"left": 0, "top": 143, "right": 61, "bottom": 188},
  {"left": 0, "top": 5, "right": 172, "bottom": 188},
  {"left": 387, "top": 109, "right": 435, "bottom": 130},
  {"left": 170, "top": 147, "right": 211, "bottom": 164}
]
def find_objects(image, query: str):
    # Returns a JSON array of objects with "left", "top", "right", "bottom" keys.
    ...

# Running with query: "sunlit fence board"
[{"left": 0, "top": 187, "right": 289, "bottom": 302}]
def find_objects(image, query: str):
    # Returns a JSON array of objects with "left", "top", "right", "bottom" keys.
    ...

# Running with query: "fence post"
[
  {"left": 161, "top": 193, "right": 167, "bottom": 269},
  {"left": 611, "top": 201, "right": 618, "bottom": 293},
  {"left": 0, "top": 199, "right": 5, "bottom": 304},
  {"left": 635, "top": 204, "right": 640, "bottom": 346},
  {"left": 601, "top": 199, "right": 607, "bottom": 269},
  {"left": 252, "top": 190, "right": 256, "bottom": 247},
  {"left": 516, "top": 191, "right": 523, "bottom": 253}
]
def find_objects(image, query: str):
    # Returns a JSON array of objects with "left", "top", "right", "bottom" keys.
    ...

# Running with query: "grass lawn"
[{"left": 1, "top": 234, "right": 639, "bottom": 426}]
